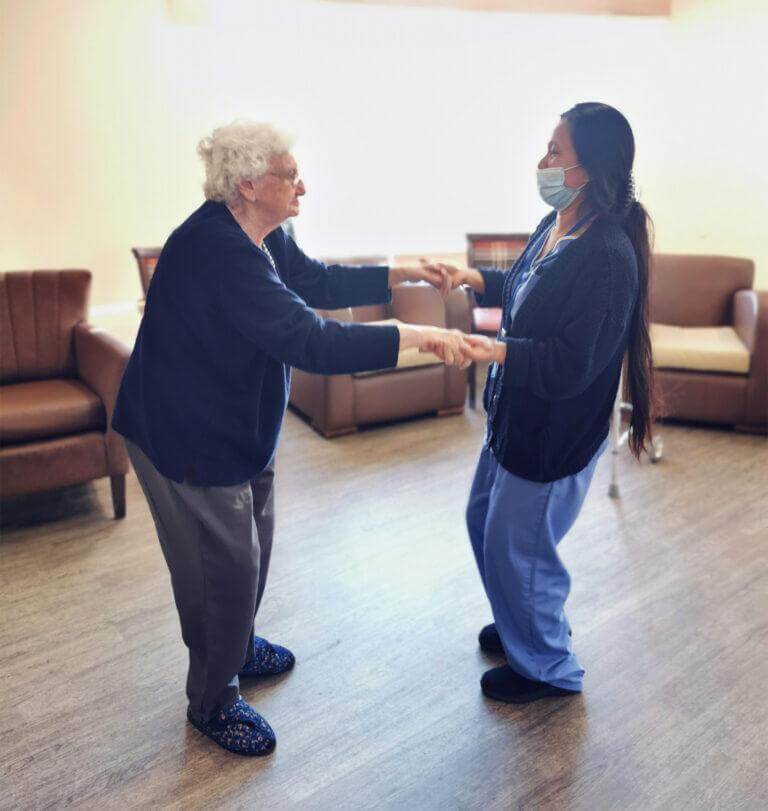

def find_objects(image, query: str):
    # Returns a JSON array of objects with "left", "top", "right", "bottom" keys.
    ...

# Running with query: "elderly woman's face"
[
  {"left": 538, "top": 119, "right": 589, "bottom": 189},
  {"left": 248, "top": 152, "right": 306, "bottom": 221}
]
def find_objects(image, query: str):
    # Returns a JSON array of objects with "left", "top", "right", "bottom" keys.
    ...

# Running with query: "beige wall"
[{"left": 1, "top": 0, "right": 765, "bottom": 309}]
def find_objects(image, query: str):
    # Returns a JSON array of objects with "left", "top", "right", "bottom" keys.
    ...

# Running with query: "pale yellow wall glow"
[{"left": 0, "top": 0, "right": 765, "bottom": 308}]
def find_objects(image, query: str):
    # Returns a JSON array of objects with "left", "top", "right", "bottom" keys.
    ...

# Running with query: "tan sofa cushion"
[
  {"left": 0, "top": 379, "right": 105, "bottom": 443},
  {"left": 352, "top": 319, "right": 443, "bottom": 378},
  {"left": 650, "top": 323, "right": 750, "bottom": 374}
]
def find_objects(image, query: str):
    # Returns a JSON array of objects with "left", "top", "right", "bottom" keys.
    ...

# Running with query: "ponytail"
[
  {"left": 561, "top": 101, "right": 659, "bottom": 460},
  {"left": 622, "top": 200, "right": 657, "bottom": 459}
]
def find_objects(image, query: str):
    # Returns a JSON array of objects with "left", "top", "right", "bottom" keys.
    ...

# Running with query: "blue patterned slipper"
[
  {"left": 187, "top": 697, "right": 276, "bottom": 756},
  {"left": 239, "top": 636, "right": 295, "bottom": 678}
]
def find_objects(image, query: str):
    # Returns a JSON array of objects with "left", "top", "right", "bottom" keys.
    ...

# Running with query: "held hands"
[
  {"left": 389, "top": 262, "right": 485, "bottom": 299},
  {"left": 399, "top": 324, "right": 503, "bottom": 369},
  {"left": 389, "top": 264, "right": 450, "bottom": 289},
  {"left": 424, "top": 331, "right": 503, "bottom": 367},
  {"left": 422, "top": 261, "right": 468, "bottom": 298},
  {"left": 390, "top": 262, "right": 482, "bottom": 298}
]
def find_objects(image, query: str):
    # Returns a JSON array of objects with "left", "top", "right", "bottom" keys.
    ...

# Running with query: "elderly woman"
[{"left": 113, "top": 121, "right": 484, "bottom": 756}]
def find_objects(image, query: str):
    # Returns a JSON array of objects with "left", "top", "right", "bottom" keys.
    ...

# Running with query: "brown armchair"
[
  {"left": 0, "top": 270, "right": 131, "bottom": 517},
  {"left": 289, "top": 280, "right": 473, "bottom": 437},
  {"left": 649, "top": 254, "right": 767, "bottom": 432}
]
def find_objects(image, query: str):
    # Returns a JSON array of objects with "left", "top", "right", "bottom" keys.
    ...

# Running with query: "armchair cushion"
[
  {"left": 651, "top": 323, "right": 750, "bottom": 374},
  {"left": 0, "top": 379, "right": 105, "bottom": 443}
]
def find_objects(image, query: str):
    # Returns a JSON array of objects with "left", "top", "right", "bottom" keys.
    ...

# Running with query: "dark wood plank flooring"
[{"left": 1, "top": 407, "right": 767, "bottom": 809}]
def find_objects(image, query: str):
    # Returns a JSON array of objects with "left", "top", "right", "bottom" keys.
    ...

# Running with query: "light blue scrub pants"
[{"left": 466, "top": 439, "right": 607, "bottom": 691}]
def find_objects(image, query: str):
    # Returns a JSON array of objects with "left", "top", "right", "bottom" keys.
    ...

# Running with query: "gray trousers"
[{"left": 126, "top": 440, "right": 275, "bottom": 722}]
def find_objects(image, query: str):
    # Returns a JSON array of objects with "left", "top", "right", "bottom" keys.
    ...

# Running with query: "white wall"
[
  {"left": 1, "top": 0, "right": 765, "bottom": 308},
  {"left": 645, "top": 0, "right": 768, "bottom": 277}
]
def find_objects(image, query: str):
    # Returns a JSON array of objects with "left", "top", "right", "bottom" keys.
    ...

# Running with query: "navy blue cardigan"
[
  {"left": 478, "top": 211, "right": 639, "bottom": 482},
  {"left": 113, "top": 201, "right": 399, "bottom": 485}
]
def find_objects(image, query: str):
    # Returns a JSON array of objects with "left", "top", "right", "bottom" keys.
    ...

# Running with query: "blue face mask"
[{"left": 537, "top": 164, "right": 585, "bottom": 211}]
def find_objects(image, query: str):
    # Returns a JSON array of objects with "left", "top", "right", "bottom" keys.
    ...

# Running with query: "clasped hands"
[{"left": 391, "top": 263, "right": 502, "bottom": 369}]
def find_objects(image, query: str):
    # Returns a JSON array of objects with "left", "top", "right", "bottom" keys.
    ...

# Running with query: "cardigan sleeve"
[
  {"left": 283, "top": 235, "right": 393, "bottom": 309},
  {"left": 217, "top": 240, "right": 400, "bottom": 375},
  {"left": 475, "top": 268, "right": 507, "bottom": 308},
  {"left": 502, "top": 253, "right": 637, "bottom": 401}
]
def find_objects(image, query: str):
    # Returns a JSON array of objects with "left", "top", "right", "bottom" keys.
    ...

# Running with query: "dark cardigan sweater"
[
  {"left": 478, "top": 210, "right": 639, "bottom": 482},
  {"left": 113, "top": 201, "right": 399, "bottom": 486}
]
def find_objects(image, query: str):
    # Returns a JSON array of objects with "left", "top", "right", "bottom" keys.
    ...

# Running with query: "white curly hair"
[{"left": 197, "top": 120, "right": 294, "bottom": 203}]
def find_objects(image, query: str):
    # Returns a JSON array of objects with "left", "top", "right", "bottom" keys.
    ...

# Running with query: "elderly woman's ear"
[{"left": 236, "top": 179, "right": 259, "bottom": 203}]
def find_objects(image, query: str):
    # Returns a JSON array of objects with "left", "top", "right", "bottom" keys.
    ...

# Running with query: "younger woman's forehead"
[{"left": 550, "top": 121, "right": 573, "bottom": 148}]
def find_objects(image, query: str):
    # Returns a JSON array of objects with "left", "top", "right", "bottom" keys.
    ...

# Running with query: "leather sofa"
[
  {"left": 289, "top": 281, "right": 473, "bottom": 437},
  {"left": 650, "top": 254, "right": 766, "bottom": 432},
  {"left": 0, "top": 270, "right": 131, "bottom": 516}
]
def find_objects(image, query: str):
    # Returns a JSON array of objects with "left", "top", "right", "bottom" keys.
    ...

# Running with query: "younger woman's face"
[{"left": 538, "top": 119, "right": 589, "bottom": 189}]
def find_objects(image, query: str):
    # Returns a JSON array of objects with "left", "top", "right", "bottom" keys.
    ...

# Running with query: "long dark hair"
[{"left": 561, "top": 102, "right": 656, "bottom": 459}]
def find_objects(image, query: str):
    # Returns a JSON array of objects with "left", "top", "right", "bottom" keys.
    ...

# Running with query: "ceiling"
[{"left": 319, "top": 0, "right": 671, "bottom": 16}]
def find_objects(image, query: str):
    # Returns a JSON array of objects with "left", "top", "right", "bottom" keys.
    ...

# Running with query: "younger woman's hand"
[{"left": 462, "top": 335, "right": 505, "bottom": 364}]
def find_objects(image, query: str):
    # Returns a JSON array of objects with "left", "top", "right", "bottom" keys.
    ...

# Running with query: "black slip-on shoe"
[
  {"left": 480, "top": 665, "right": 580, "bottom": 705},
  {"left": 478, "top": 623, "right": 504, "bottom": 654}
]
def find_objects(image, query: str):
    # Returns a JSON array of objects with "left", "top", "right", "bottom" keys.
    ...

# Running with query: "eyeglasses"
[{"left": 266, "top": 170, "right": 302, "bottom": 187}]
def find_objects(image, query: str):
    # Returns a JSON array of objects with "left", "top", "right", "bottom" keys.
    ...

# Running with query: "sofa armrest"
[
  {"left": 734, "top": 290, "right": 760, "bottom": 352},
  {"left": 734, "top": 289, "right": 768, "bottom": 428},
  {"left": 73, "top": 322, "right": 131, "bottom": 472}
]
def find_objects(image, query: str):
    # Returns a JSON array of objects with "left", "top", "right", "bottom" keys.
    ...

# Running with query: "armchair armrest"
[
  {"left": 289, "top": 306, "right": 356, "bottom": 435},
  {"left": 390, "top": 283, "right": 446, "bottom": 327},
  {"left": 74, "top": 322, "right": 131, "bottom": 472},
  {"left": 444, "top": 286, "right": 473, "bottom": 334},
  {"left": 734, "top": 289, "right": 768, "bottom": 428}
]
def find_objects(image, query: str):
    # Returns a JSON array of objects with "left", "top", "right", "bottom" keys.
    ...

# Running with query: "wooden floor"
[{"left": 1, "top": 407, "right": 767, "bottom": 809}]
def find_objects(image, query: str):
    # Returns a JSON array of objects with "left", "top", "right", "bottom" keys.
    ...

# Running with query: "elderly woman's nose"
[
  {"left": 296, "top": 180, "right": 306, "bottom": 195},
  {"left": 537, "top": 155, "right": 547, "bottom": 170}
]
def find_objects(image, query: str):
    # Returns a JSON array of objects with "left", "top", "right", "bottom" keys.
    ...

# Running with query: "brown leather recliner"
[
  {"left": 289, "top": 282, "right": 473, "bottom": 437},
  {"left": 0, "top": 271, "right": 131, "bottom": 516},
  {"left": 650, "top": 254, "right": 767, "bottom": 432}
]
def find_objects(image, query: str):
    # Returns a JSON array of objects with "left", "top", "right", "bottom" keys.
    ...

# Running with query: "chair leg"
[
  {"left": 110, "top": 474, "right": 126, "bottom": 519},
  {"left": 650, "top": 435, "right": 664, "bottom": 463},
  {"left": 608, "top": 370, "right": 624, "bottom": 499},
  {"left": 319, "top": 425, "right": 357, "bottom": 438}
]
